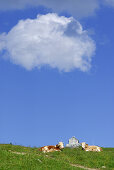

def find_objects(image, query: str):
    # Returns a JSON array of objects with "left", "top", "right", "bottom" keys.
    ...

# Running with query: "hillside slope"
[{"left": 0, "top": 144, "right": 114, "bottom": 170}]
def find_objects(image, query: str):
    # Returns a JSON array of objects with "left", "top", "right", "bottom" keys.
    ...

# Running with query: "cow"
[
  {"left": 82, "top": 142, "right": 102, "bottom": 152},
  {"left": 39, "top": 142, "right": 64, "bottom": 153}
]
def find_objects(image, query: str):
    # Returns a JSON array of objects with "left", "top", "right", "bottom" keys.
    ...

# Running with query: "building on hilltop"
[{"left": 66, "top": 136, "right": 81, "bottom": 148}]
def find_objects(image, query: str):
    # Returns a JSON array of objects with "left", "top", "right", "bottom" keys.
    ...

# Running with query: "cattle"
[
  {"left": 39, "top": 142, "right": 64, "bottom": 153},
  {"left": 82, "top": 142, "right": 102, "bottom": 152}
]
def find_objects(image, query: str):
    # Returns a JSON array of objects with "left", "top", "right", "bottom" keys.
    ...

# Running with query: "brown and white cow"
[
  {"left": 82, "top": 142, "right": 102, "bottom": 152},
  {"left": 39, "top": 142, "right": 64, "bottom": 153}
]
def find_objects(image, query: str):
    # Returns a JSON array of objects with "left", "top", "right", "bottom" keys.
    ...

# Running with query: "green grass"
[{"left": 0, "top": 144, "right": 114, "bottom": 170}]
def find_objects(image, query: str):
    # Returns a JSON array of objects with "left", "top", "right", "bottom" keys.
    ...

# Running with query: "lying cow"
[
  {"left": 39, "top": 142, "right": 64, "bottom": 153},
  {"left": 82, "top": 142, "right": 102, "bottom": 152}
]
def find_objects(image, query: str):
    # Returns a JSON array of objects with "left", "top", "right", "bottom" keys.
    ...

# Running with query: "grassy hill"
[{"left": 0, "top": 144, "right": 114, "bottom": 170}]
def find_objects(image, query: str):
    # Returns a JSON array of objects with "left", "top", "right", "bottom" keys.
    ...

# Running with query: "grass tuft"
[{"left": 0, "top": 144, "right": 114, "bottom": 170}]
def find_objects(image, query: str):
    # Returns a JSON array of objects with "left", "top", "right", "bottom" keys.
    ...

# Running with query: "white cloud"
[
  {"left": 0, "top": 0, "right": 99, "bottom": 18},
  {"left": 0, "top": 13, "right": 95, "bottom": 72}
]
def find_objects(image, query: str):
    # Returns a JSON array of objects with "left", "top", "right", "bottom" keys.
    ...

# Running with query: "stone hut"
[{"left": 66, "top": 136, "right": 81, "bottom": 148}]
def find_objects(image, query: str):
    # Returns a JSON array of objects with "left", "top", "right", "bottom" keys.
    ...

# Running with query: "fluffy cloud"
[
  {"left": 0, "top": 13, "right": 95, "bottom": 72},
  {"left": 0, "top": 0, "right": 99, "bottom": 18}
]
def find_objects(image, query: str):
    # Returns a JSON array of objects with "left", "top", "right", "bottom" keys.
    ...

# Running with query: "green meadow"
[{"left": 0, "top": 144, "right": 114, "bottom": 170}]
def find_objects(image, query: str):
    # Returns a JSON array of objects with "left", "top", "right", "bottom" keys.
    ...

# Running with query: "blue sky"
[{"left": 0, "top": 0, "right": 114, "bottom": 147}]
